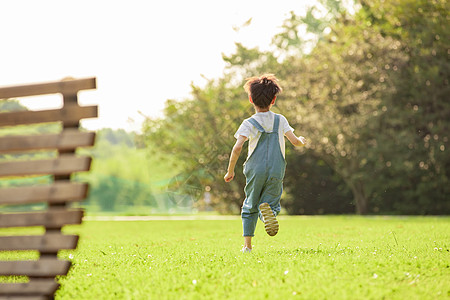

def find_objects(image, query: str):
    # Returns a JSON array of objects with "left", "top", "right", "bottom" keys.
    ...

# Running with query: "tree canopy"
[{"left": 142, "top": 0, "right": 449, "bottom": 214}]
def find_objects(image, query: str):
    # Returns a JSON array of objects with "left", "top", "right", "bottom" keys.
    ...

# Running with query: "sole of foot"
[{"left": 259, "top": 202, "right": 279, "bottom": 236}]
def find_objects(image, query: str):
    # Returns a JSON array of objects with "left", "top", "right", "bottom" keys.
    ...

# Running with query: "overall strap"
[
  {"left": 247, "top": 118, "right": 265, "bottom": 133},
  {"left": 273, "top": 114, "right": 280, "bottom": 133}
]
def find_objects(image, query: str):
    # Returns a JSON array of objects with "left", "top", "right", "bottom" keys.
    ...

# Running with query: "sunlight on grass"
[{"left": 1, "top": 216, "right": 448, "bottom": 299}]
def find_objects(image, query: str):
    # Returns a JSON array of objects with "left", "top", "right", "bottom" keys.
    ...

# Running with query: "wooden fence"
[{"left": 0, "top": 78, "right": 97, "bottom": 299}]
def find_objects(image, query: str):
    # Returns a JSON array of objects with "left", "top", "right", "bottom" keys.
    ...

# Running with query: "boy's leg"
[
  {"left": 260, "top": 177, "right": 283, "bottom": 215},
  {"left": 241, "top": 210, "right": 258, "bottom": 237},
  {"left": 244, "top": 236, "right": 252, "bottom": 249},
  {"left": 241, "top": 214, "right": 256, "bottom": 253},
  {"left": 259, "top": 177, "right": 283, "bottom": 236},
  {"left": 241, "top": 171, "right": 266, "bottom": 237}
]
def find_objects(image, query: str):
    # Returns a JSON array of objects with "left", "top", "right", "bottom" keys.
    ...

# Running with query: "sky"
[{"left": 0, "top": 0, "right": 313, "bottom": 132}]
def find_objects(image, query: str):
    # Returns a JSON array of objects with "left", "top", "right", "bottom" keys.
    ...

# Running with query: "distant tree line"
[{"left": 142, "top": 0, "right": 449, "bottom": 215}]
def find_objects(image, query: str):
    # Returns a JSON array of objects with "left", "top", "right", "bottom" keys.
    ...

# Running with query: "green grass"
[{"left": 1, "top": 216, "right": 449, "bottom": 299}]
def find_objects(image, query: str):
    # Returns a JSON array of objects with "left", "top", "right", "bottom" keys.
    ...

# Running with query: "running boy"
[{"left": 224, "top": 74, "right": 306, "bottom": 253}]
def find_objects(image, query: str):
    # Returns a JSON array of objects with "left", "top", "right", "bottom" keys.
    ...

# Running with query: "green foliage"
[
  {"left": 0, "top": 99, "right": 27, "bottom": 112},
  {"left": 142, "top": 77, "right": 252, "bottom": 213},
  {"left": 356, "top": 0, "right": 450, "bottom": 214},
  {"left": 0, "top": 99, "right": 61, "bottom": 138},
  {"left": 283, "top": 152, "right": 353, "bottom": 215},
  {"left": 272, "top": 0, "right": 348, "bottom": 55},
  {"left": 0, "top": 117, "right": 179, "bottom": 212},
  {"left": 79, "top": 131, "right": 181, "bottom": 213},
  {"left": 280, "top": 0, "right": 449, "bottom": 214},
  {"left": 95, "top": 128, "right": 136, "bottom": 148},
  {"left": 222, "top": 44, "right": 280, "bottom": 80},
  {"left": 142, "top": 0, "right": 449, "bottom": 214}
]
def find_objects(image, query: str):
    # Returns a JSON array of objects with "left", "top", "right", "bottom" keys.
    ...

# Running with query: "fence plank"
[
  {"left": 0, "top": 181, "right": 88, "bottom": 205},
  {"left": 0, "top": 105, "right": 97, "bottom": 127},
  {"left": 0, "top": 78, "right": 96, "bottom": 299},
  {"left": 0, "top": 209, "right": 83, "bottom": 228},
  {"left": 0, "top": 259, "right": 71, "bottom": 277},
  {"left": 0, "top": 234, "right": 78, "bottom": 251},
  {"left": 0, "top": 130, "right": 95, "bottom": 153},
  {"left": 0, "top": 297, "right": 48, "bottom": 300},
  {"left": 0, "top": 279, "right": 59, "bottom": 296},
  {"left": 0, "top": 156, "right": 91, "bottom": 177},
  {"left": 0, "top": 77, "right": 96, "bottom": 99}
]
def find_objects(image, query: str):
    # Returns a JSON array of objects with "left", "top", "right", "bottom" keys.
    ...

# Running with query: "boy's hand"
[
  {"left": 224, "top": 171, "right": 235, "bottom": 182},
  {"left": 299, "top": 136, "right": 306, "bottom": 145}
]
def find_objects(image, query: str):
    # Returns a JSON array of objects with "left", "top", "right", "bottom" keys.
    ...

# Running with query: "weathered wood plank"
[
  {"left": 0, "top": 181, "right": 88, "bottom": 206},
  {"left": 0, "top": 209, "right": 84, "bottom": 228},
  {"left": 0, "top": 105, "right": 97, "bottom": 127},
  {"left": 0, "top": 156, "right": 91, "bottom": 177},
  {"left": 0, "top": 234, "right": 78, "bottom": 251},
  {"left": 0, "top": 77, "right": 96, "bottom": 99},
  {"left": 0, "top": 279, "right": 59, "bottom": 296},
  {"left": 0, "top": 130, "right": 95, "bottom": 153},
  {"left": 0, "top": 296, "right": 48, "bottom": 300},
  {"left": 0, "top": 259, "right": 71, "bottom": 277}
]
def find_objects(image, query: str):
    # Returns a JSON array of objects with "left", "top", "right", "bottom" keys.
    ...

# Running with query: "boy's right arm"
[{"left": 224, "top": 135, "right": 247, "bottom": 182}]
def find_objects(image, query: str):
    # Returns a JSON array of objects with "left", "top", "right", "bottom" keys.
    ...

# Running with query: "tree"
[
  {"left": 356, "top": 0, "right": 450, "bottom": 213},
  {"left": 141, "top": 0, "right": 450, "bottom": 214},
  {"left": 278, "top": 0, "right": 449, "bottom": 214},
  {"left": 142, "top": 76, "right": 252, "bottom": 213}
]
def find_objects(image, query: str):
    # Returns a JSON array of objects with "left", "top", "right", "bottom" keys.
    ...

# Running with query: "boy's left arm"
[{"left": 285, "top": 130, "right": 306, "bottom": 147}]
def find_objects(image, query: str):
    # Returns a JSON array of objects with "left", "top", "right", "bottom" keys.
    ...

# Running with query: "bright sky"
[{"left": 1, "top": 0, "right": 312, "bottom": 132}]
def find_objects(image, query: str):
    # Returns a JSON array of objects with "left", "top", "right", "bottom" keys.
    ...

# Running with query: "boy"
[{"left": 224, "top": 74, "right": 306, "bottom": 253}]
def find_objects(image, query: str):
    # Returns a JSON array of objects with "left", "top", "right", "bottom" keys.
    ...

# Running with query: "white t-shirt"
[{"left": 234, "top": 111, "right": 294, "bottom": 159}]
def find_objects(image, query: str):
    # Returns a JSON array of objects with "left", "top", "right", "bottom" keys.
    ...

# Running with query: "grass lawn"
[{"left": 1, "top": 216, "right": 449, "bottom": 299}]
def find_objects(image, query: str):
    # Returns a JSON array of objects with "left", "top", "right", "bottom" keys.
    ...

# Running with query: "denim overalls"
[{"left": 241, "top": 114, "right": 286, "bottom": 237}]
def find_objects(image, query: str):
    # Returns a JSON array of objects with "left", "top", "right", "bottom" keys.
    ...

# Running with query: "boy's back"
[{"left": 235, "top": 111, "right": 293, "bottom": 160}]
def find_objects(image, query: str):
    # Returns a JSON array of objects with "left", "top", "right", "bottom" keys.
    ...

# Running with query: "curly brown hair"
[{"left": 244, "top": 74, "right": 282, "bottom": 108}]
